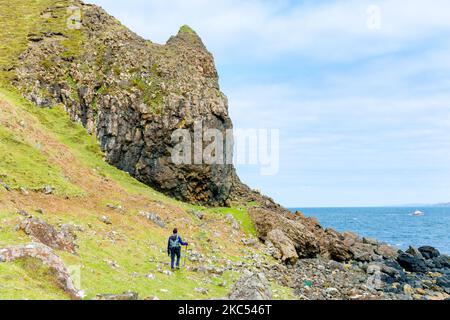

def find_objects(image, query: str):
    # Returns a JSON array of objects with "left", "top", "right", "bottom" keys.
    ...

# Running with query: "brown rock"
[
  {"left": 267, "top": 229, "right": 299, "bottom": 264},
  {"left": 19, "top": 218, "right": 77, "bottom": 254},
  {"left": 249, "top": 208, "right": 353, "bottom": 261},
  {"left": 375, "top": 244, "right": 398, "bottom": 259}
]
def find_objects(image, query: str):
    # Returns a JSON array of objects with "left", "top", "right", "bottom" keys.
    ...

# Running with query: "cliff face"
[{"left": 13, "top": 1, "right": 236, "bottom": 206}]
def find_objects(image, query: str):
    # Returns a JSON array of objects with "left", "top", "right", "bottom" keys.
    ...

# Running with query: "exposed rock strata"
[{"left": 15, "top": 1, "right": 236, "bottom": 206}]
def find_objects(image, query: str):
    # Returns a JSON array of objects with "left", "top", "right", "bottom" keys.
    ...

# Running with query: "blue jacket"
[{"left": 167, "top": 234, "right": 188, "bottom": 253}]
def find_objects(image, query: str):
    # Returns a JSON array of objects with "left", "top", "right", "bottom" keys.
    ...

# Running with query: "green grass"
[
  {"left": 211, "top": 207, "right": 257, "bottom": 236},
  {"left": 0, "top": 125, "right": 83, "bottom": 196},
  {"left": 0, "top": 259, "right": 70, "bottom": 300},
  {"left": 178, "top": 25, "right": 196, "bottom": 35},
  {"left": 0, "top": 212, "right": 30, "bottom": 246},
  {"left": 0, "top": 0, "right": 84, "bottom": 86}
]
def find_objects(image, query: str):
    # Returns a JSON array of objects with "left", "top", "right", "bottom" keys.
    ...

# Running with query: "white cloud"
[{"left": 87, "top": 0, "right": 450, "bottom": 62}]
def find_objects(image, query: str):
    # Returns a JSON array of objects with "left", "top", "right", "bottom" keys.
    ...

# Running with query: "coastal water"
[{"left": 290, "top": 207, "right": 450, "bottom": 254}]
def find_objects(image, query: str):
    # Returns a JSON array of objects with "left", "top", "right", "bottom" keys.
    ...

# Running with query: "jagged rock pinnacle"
[
  {"left": 178, "top": 24, "right": 197, "bottom": 35},
  {"left": 167, "top": 24, "right": 206, "bottom": 50}
]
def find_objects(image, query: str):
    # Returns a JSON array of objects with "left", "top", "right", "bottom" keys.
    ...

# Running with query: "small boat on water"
[{"left": 411, "top": 210, "right": 424, "bottom": 216}]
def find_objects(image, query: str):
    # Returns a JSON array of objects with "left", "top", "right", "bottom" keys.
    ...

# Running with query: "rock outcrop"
[
  {"left": 19, "top": 218, "right": 78, "bottom": 254},
  {"left": 249, "top": 208, "right": 353, "bottom": 261},
  {"left": 0, "top": 243, "right": 81, "bottom": 299},
  {"left": 14, "top": 1, "right": 237, "bottom": 206}
]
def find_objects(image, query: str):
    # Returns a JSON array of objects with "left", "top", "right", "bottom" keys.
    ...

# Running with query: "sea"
[{"left": 289, "top": 207, "right": 450, "bottom": 255}]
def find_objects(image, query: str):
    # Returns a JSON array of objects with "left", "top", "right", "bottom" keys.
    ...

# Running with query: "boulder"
[
  {"left": 139, "top": 212, "right": 165, "bottom": 228},
  {"left": 351, "top": 243, "right": 377, "bottom": 262},
  {"left": 432, "top": 255, "right": 450, "bottom": 269},
  {"left": 375, "top": 245, "right": 399, "bottom": 260},
  {"left": 436, "top": 276, "right": 450, "bottom": 290},
  {"left": 362, "top": 237, "right": 379, "bottom": 246},
  {"left": 19, "top": 218, "right": 77, "bottom": 254},
  {"left": 188, "top": 209, "right": 204, "bottom": 220},
  {"left": 0, "top": 243, "right": 81, "bottom": 299},
  {"left": 249, "top": 208, "right": 354, "bottom": 261},
  {"left": 228, "top": 272, "right": 272, "bottom": 300},
  {"left": 406, "top": 246, "right": 424, "bottom": 259},
  {"left": 226, "top": 214, "right": 240, "bottom": 231},
  {"left": 266, "top": 229, "right": 298, "bottom": 264},
  {"left": 397, "top": 253, "right": 427, "bottom": 273},
  {"left": 418, "top": 246, "right": 441, "bottom": 260}
]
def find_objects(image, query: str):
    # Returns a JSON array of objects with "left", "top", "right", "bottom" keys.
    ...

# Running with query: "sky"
[{"left": 86, "top": 0, "right": 450, "bottom": 207}]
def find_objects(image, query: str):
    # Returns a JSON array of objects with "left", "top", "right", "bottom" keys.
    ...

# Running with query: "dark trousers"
[{"left": 170, "top": 247, "right": 181, "bottom": 269}]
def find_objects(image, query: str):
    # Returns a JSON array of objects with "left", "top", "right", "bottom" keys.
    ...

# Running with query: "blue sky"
[{"left": 86, "top": 0, "right": 450, "bottom": 207}]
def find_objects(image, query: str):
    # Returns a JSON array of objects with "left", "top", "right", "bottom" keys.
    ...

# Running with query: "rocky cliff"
[{"left": 13, "top": 1, "right": 236, "bottom": 206}]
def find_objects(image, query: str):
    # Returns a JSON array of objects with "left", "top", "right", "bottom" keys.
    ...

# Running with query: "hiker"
[{"left": 167, "top": 228, "right": 188, "bottom": 270}]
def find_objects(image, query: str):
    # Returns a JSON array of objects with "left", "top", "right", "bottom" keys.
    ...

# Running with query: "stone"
[
  {"left": 362, "top": 237, "right": 378, "bottom": 246},
  {"left": 226, "top": 214, "right": 240, "bottom": 230},
  {"left": 139, "top": 211, "right": 165, "bottom": 228},
  {"left": 375, "top": 245, "right": 399, "bottom": 259},
  {"left": 99, "top": 216, "right": 112, "bottom": 225},
  {"left": 397, "top": 253, "right": 427, "bottom": 273},
  {"left": 432, "top": 255, "right": 450, "bottom": 269},
  {"left": 17, "top": 210, "right": 30, "bottom": 217},
  {"left": 351, "top": 243, "right": 376, "bottom": 262},
  {"left": 266, "top": 229, "right": 298, "bottom": 264},
  {"left": 241, "top": 238, "right": 257, "bottom": 246},
  {"left": 228, "top": 272, "right": 272, "bottom": 300},
  {"left": 249, "top": 208, "right": 321, "bottom": 259},
  {"left": 436, "top": 276, "right": 450, "bottom": 289},
  {"left": 94, "top": 292, "right": 138, "bottom": 300},
  {"left": 194, "top": 287, "right": 209, "bottom": 295},
  {"left": 418, "top": 246, "right": 441, "bottom": 260},
  {"left": 325, "top": 287, "right": 340, "bottom": 297},
  {"left": 19, "top": 218, "right": 77, "bottom": 254},
  {"left": 104, "top": 259, "right": 119, "bottom": 269},
  {"left": 328, "top": 260, "right": 346, "bottom": 271},
  {"left": 43, "top": 185, "right": 53, "bottom": 195},
  {"left": 403, "top": 284, "right": 414, "bottom": 296},
  {"left": 188, "top": 209, "right": 204, "bottom": 220},
  {"left": 406, "top": 246, "right": 424, "bottom": 259}
]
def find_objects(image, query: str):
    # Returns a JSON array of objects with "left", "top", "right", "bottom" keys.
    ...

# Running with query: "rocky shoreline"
[
  {"left": 219, "top": 206, "right": 447, "bottom": 300},
  {"left": 227, "top": 242, "right": 450, "bottom": 300}
]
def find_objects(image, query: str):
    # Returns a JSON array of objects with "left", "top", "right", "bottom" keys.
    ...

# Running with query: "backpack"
[{"left": 169, "top": 235, "right": 181, "bottom": 249}]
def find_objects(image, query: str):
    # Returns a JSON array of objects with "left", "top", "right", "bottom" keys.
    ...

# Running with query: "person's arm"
[
  {"left": 179, "top": 236, "right": 188, "bottom": 246},
  {"left": 167, "top": 238, "right": 170, "bottom": 255}
]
